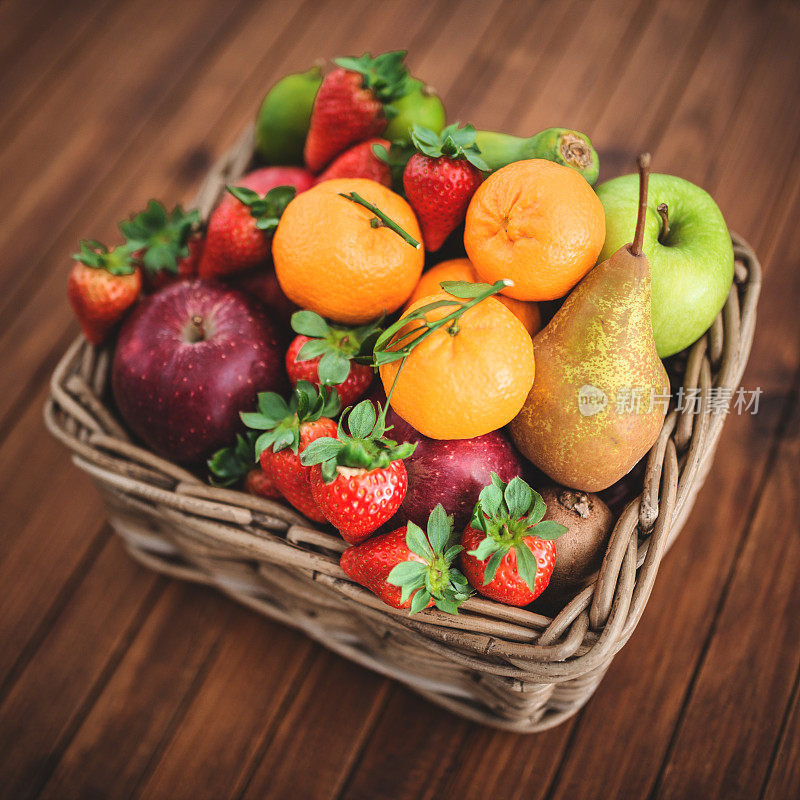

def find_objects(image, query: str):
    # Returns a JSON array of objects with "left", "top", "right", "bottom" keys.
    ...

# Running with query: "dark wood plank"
[
  {"left": 0, "top": 538, "right": 161, "bottom": 800},
  {"left": 763, "top": 665, "right": 800, "bottom": 800}
]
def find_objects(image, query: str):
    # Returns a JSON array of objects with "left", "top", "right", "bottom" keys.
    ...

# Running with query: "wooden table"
[{"left": 1, "top": 0, "right": 799, "bottom": 797}]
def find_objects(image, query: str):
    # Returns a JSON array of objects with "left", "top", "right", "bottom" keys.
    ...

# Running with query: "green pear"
[
  {"left": 383, "top": 78, "right": 446, "bottom": 146},
  {"left": 596, "top": 173, "right": 733, "bottom": 357},
  {"left": 510, "top": 154, "right": 669, "bottom": 492},
  {"left": 474, "top": 128, "right": 599, "bottom": 184},
  {"left": 255, "top": 65, "right": 322, "bottom": 165}
]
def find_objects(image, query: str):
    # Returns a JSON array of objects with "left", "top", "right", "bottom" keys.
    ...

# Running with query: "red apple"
[
  {"left": 112, "top": 280, "right": 285, "bottom": 463},
  {"left": 385, "top": 408, "right": 523, "bottom": 530}
]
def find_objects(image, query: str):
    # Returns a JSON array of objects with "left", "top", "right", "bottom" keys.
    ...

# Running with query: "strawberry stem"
[{"left": 338, "top": 192, "right": 421, "bottom": 250}]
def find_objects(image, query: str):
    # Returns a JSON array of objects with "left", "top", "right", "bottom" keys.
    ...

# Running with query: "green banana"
[
  {"left": 255, "top": 65, "right": 323, "bottom": 165},
  {"left": 474, "top": 127, "right": 600, "bottom": 185}
]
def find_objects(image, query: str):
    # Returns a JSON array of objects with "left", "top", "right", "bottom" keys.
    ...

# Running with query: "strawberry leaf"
[
  {"left": 409, "top": 122, "right": 489, "bottom": 171},
  {"left": 405, "top": 521, "right": 433, "bottom": 560},
  {"left": 409, "top": 587, "right": 431, "bottom": 615},
  {"left": 73, "top": 240, "right": 138, "bottom": 276},
  {"left": 504, "top": 476, "right": 533, "bottom": 519},
  {"left": 317, "top": 350, "right": 351, "bottom": 385},
  {"left": 387, "top": 560, "right": 428, "bottom": 585},
  {"left": 531, "top": 520, "right": 568, "bottom": 541},
  {"left": 291, "top": 310, "right": 330, "bottom": 338},
  {"left": 426, "top": 504, "right": 452, "bottom": 555},
  {"left": 334, "top": 50, "right": 410, "bottom": 104},
  {"left": 514, "top": 541, "right": 539, "bottom": 595},
  {"left": 299, "top": 437, "right": 344, "bottom": 465},
  {"left": 207, "top": 432, "right": 257, "bottom": 487},
  {"left": 345, "top": 400, "right": 377, "bottom": 439},
  {"left": 296, "top": 339, "right": 330, "bottom": 361},
  {"left": 477, "top": 482, "right": 503, "bottom": 517},
  {"left": 227, "top": 184, "right": 296, "bottom": 232},
  {"left": 526, "top": 491, "right": 547, "bottom": 527},
  {"left": 483, "top": 549, "right": 506, "bottom": 585}
]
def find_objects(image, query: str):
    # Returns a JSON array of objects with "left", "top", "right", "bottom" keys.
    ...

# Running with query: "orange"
[
  {"left": 379, "top": 292, "right": 535, "bottom": 439},
  {"left": 406, "top": 258, "right": 542, "bottom": 336},
  {"left": 463, "top": 159, "right": 605, "bottom": 301},
  {"left": 272, "top": 178, "right": 424, "bottom": 324}
]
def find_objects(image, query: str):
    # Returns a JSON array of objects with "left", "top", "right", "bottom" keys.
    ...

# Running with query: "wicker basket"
[{"left": 45, "top": 127, "right": 761, "bottom": 732}]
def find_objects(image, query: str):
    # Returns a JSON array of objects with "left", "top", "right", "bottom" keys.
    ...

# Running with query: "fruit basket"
[{"left": 45, "top": 125, "right": 761, "bottom": 732}]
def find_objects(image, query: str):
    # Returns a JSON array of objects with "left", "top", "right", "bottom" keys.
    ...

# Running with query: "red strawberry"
[
  {"left": 285, "top": 310, "right": 377, "bottom": 407},
  {"left": 402, "top": 123, "right": 487, "bottom": 251},
  {"left": 119, "top": 201, "right": 202, "bottom": 291},
  {"left": 304, "top": 52, "right": 410, "bottom": 172},
  {"left": 340, "top": 505, "right": 471, "bottom": 613},
  {"left": 242, "top": 382, "right": 340, "bottom": 521},
  {"left": 460, "top": 474, "right": 566, "bottom": 606},
  {"left": 198, "top": 167, "right": 314, "bottom": 280},
  {"left": 207, "top": 432, "right": 281, "bottom": 498},
  {"left": 316, "top": 139, "right": 393, "bottom": 186},
  {"left": 67, "top": 241, "right": 142, "bottom": 344},
  {"left": 244, "top": 467, "right": 281, "bottom": 500},
  {"left": 301, "top": 400, "right": 415, "bottom": 542}
]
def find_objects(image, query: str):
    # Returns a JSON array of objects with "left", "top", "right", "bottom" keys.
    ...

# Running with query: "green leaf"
[
  {"left": 320, "top": 458, "right": 339, "bottom": 483},
  {"left": 239, "top": 412, "right": 274, "bottom": 430},
  {"left": 399, "top": 574, "right": 426, "bottom": 604},
  {"left": 531, "top": 520, "right": 568, "bottom": 541},
  {"left": 254, "top": 430, "right": 277, "bottom": 459},
  {"left": 477, "top": 483, "right": 503, "bottom": 517},
  {"left": 434, "top": 597, "right": 460, "bottom": 615},
  {"left": 291, "top": 310, "right": 330, "bottom": 338},
  {"left": 317, "top": 350, "right": 351, "bottom": 385},
  {"left": 227, "top": 185, "right": 261, "bottom": 205},
  {"left": 504, "top": 476, "right": 533, "bottom": 518},
  {"left": 299, "top": 437, "right": 343, "bottom": 466},
  {"left": 514, "top": 541, "right": 538, "bottom": 595},
  {"left": 426, "top": 504, "right": 452, "bottom": 555},
  {"left": 438, "top": 280, "right": 496, "bottom": 300},
  {"left": 409, "top": 587, "right": 431, "bottom": 615},
  {"left": 526, "top": 491, "right": 547, "bottom": 526},
  {"left": 444, "top": 544, "right": 463, "bottom": 563},
  {"left": 468, "top": 535, "right": 500, "bottom": 562},
  {"left": 405, "top": 522, "right": 433, "bottom": 561},
  {"left": 387, "top": 560, "right": 428, "bottom": 586},
  {"left": 257, "top": 392, "right": 289, "bottom": 421},
  {"left": 296, "top": 339, "right": 330, "bottom": 362},
  {"left": 483, "top": 549, "right": 505, "bottom": 585},
  {"left": 346, "top": 400, "right": 377, "bottom": 439}
]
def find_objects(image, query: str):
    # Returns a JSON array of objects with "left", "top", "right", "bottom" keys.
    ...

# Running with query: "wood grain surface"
[{"left": 1, "top": 0, "right": 798, "bottom": 798}]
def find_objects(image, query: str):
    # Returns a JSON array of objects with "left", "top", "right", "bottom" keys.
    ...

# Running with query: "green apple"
[
  {"left": 596, "top": 173, "right": 733, "bottom": 357},
  {"left": 383, "top": 78, "right": 446, "bottom": 146},
  {"left": 255, "top": 65, "right": 322, "bottom": 165}
]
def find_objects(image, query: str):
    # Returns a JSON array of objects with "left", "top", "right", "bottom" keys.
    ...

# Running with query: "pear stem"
[
  {"left": 657, "top": 202, "right": 670, "bottom": 243},
  {"left": 630, "top": 152, "right": 651, "bottom": 257}
]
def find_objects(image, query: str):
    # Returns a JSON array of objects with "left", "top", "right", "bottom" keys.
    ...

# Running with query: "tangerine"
[
  {"left": 405, "top": 258, "right": 541, "bottom": 336},
  {"left": 379, "top": 292, "right": 535, "bottom": 439},
  {"left": 464, "top": 159, "right": 605, "bottom": 301},
  {"left": 272, "top": 178, "right": 424, "bottom": 324}
]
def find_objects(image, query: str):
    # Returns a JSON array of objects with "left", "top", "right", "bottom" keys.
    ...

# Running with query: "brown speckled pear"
[{"left": 510, "top": 154, "right": 669, "bottom": 492}]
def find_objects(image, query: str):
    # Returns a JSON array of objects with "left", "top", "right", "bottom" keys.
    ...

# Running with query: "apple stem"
[
  {"left": 631, "top": 152, "right": 651, "bottom": 257},
  {"left": 657, "top": 202, "right": 670, "bottom": 243},
  {"left": 188, "top": 315, "right": 205, "bottom": 343}
]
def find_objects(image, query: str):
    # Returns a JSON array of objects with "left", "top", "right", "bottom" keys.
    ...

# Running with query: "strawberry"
[
  {"left": 67, "top": 240, "right": 142, "bottom": 344},
  {"left": 460, "top": 473, "right": 567, "bottom": 606},
  {"left": 207, "top": 431, "right": 274, "bottom": 496},
  {"left": 197, "top": 166, "right": 313, "bottom": 280},
  {"left": 244, "top": 467, "right": 281, "bottom": 499},
  {"left": 402, "top": 123, "right": 488, "bottom": 251},
  {"left": 340, "top": 505, "right": 471, "bottom": 613},
  {"left": 316, "top": 138, "right": 393, "bottom": 186},
  {"left": 301, "top": 400, "right": 415, "bottom": 543},
  {"left": 241, "top": 381, "right": 340, "bottom": 521},
  {"left": 304, "top": 51, "right": 411, "bottom": 172},
  {"left": 286, "top": 310, "right": 377, "bottom": 406},
  {"left": 119, "top": 200, "right": 202, "bottom": 291},
  {"left": 197, "top": 184, "right": 296, "bottom": 280}
]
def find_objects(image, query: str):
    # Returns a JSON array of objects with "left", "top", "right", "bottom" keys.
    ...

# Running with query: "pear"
[{"left": 510, "top": 154, "right": 669, "bottom": 492}]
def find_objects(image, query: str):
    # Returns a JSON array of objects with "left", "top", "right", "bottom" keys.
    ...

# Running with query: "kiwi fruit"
[{"left": 539, "top": 485, "right": 613, "bottom": 597}]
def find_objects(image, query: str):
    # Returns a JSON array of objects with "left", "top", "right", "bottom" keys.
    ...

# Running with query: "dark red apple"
[
  {"left": 112, "top": 280, "right": 285, "bottom": 464},
  {"left": 231, "top": 267, "right": 298, "bottom": 338},
  {"left": 385, "top": 408, "right": 523, "bottom": 530}
]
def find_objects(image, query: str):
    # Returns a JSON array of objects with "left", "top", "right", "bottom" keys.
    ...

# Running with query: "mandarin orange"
[
  {"left": 405, "top": 258, "right": 541, "bottom": 335},
  {"left": 272, "top": 178, "right": 424, "bottom": 324},
  {"left": 464, "top": 159, "right": 605, "bottom": 301},
  {"left": 379, "top": 292, "right": 535, "bottom": 439}
]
